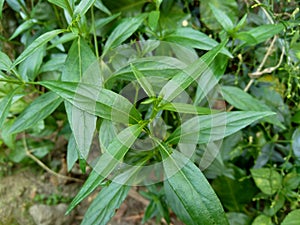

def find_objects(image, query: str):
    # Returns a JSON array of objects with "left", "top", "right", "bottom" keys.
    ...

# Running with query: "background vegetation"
[{"left": 0, "top": 0, "right": 299, "bottom": 224}]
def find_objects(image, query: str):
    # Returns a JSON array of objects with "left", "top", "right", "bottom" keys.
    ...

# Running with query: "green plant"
[{"left": 1, "top": 0, "right": 299, "bottom": 224}]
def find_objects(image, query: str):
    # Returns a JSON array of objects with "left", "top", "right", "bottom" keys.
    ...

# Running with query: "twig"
[
  {"left": 128, "top": 189, "right": 149, "bottom": 206},
  {"left": 22, "top": 134, "right": 83, "bottom": 183},
  {"left": 228, "top": 35, "right": 284, "bottom": 112}
]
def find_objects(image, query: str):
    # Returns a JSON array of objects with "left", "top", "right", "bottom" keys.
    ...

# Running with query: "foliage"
[{"left": 0, "top": 0, "right": 300, "bottom": 225}]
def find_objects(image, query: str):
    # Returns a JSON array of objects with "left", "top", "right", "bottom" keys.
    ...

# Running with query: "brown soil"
[{"left": 0, "top": 167, "right": 183, "bottom": 225}]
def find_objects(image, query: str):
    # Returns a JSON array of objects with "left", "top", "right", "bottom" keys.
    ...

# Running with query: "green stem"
[{"left": 91, "top": 6, "right": 99, "bottom": 59}]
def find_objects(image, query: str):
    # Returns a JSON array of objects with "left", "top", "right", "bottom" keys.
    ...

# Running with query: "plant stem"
[{"left": 22, "top": 134, "right": 83, "bottom": 183}]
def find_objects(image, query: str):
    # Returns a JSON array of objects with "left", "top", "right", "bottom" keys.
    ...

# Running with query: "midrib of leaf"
[
  {"left": 67, "top": 124, "right": 143, "bottom": 213},
  {"left": 39, "top": 81, "right": 141, "bottom": 123},
  {"left": 158, "top": 142, "right": 213, "bottom": 223}
]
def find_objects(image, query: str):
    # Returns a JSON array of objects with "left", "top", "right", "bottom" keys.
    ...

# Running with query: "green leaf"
[
  {"left": 94, "top": 0, "right": 111, "bottom": 15},
  {"left": 9, "top": 19, "right": 37, "bottom": 40},
  {"left": 62, "top": 38, "right": 99, "bottom": 159},
  {"left": 105, "top": 56, "right": 186, "bottom": 87},
  {"left": 209, "top": 3, "right": 234, "bottom": 32},
  {"left": 19, "top": 44, "right": 45, "bottom": 81},
  {"left": 0, "top": 0, "right": 4, "bottom": 18},
  {"left": 82, "top": 182, "right": 130, "bottom": 225},
  {"left": 292, "top": 128, "right": 300, "bottom": 159},
  {"left": 236, "top": 24, "right": 285, "bottom": 45},
  {"left": 67, "top": 124, "right": 143, "bottom": 213},
  {"left": 159, "top": 40, "right": 227, "bottom": 102},
  {"left": 40, "top": 54, "right": 67, "bottom": 73},
  {"left": 74, "top": 0, "right": 95, "bottom": 18},
  {"left": 252, "top": 215, "right": 272, "bottom": 225},
  {"left": 148, "top": 10, "right": 160, "bottom": 31},
  {"left": 67, "top": 134, "right": 79, "bottom": 172},
  {"left": 10, "top": 91, "right": 63, "bottom": 134},
  {"left": 0, "top": 88, "right": 19, "bottom": 129},
  {"left": 194, "top": 54, "right": 228, "bottom": 104},
  {"left": 163, "top": 28, "right": 232, "bottom": 57},
  {"left": 131, "top": 64, "right": 155, "bottom": 97},
  {"left": 166, "top": 111, "right": 275, "bottom": 144},
  {"left": 281, "top": 210, "right": 300, "bottom": 225},
  {"left": 11, "top": 29, "right": 65, "bottom": 68},
  {"left": 82, "top": 158, "right": 147, "bottom": 225},
  {"left": 226, "top": 212, "right": 251, "bottom": 225},
  {"left": 250, "top": 168, "right": 282, "bottom": 195},
  {"left": 200, "top": 0, "right": 238, "bottom": 31},
  {"left": 92, "top": 13, "right": 120, "bottom": 33},
  {"left": 48, "top": 0, "right": 73, "bottom": 14},
  {"left": 160, "top": 149, "right": 229, "bottom": 225},
  {"left": 142, "top": 201, "right": 156, "bottom": 223},
  {"left": 39, "top": 80, "right": 142, "bottom": 124},
  {"left": 47, "top": 32, "right": 78, "bottom": 50},
  {"left": 161, "top": 102, "right": 215, "bottom": 115},
  {"left": 212, "top": 176, "right": 257, "bottom": 212},
  {"left": 0, "top": 51, "right": 12, "bottom": 71},
  {"left": 222, "top": 86, "right": 285, "bottom": 129},
  {"left": 101, "top": 0, "right": 146, "bottom": 15},
  {"left": 102, "top": 14, "right": 147, "bottom": 56}
]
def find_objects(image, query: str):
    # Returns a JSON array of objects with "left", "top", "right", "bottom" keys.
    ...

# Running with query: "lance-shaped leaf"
[
  {"left": 94, "top": 0, "right": 111, "bottom": 15},
  {"left": 209, "top": 3, "right": 234, "bottom": 32},
  {"left": 102, "top": 14, "right": 147, "bottom": 56},
  {"left": 39, "top": 80, "right": 142, "bottom": 124},
  {"left": 160, "top": 147, "right": 229, "bottom": 225},
  {"left": 131, "top": 64, "right": 155, "bottom": 97},
  {"left": 236, "top": 23, "right": 285, "bottom": 46},
  {"left": 67, "top": 134, "right": 79, "bottom": 172},
  {"left": 166, "top": 111, "right": 275, "bottom": 144},
  {"left": 74, "top": 0, "right": 95, "bottom": 18},
  {"left": 67, "top": 124, "right": 144, "bottom": 213},
  {"left": 11, "top": 29, "right": 65, "bottom": 68},
  {"left": 105, "top": 56, "right": 186, "bottom": 88},
  {"left": 9, "top": 19, "right": 37, "bottom": 40},
  {"left": 0, "top": 88, "right": 19, "bottom": 129},
  {"left": 222, "top": 86, "right": 285, "bottom": 129},
  {"left": 10, "top": 92, "right": 63, "bottom": 133},
  {"left": 62, "top": 38, "right": 100, "bottom": 160},
  {"left": 159, "top": 41, "right": 227, "bottom": 103},
  {"left": 161, "top": 102, "right": 216, "bottom": 115},
  {"left": 0, "top": 51, "right": 12, "bottom": 71},
  {"left": 82, "top": 182, "right": 130, "bottom": 225},
  {"left": 163, "top": 28, "right": 232, "bottom": 57},
  {"left": 81, "top": 157, "right": 147, "bottom": 225},
  {"left": 0, "top": 0, "right": 4, "bottom": 18},
  {"left": 48, "top": 0, "right": 73, "bottom": 14}
]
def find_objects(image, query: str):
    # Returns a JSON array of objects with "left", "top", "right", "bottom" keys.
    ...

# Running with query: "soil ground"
[{"left": 0, "top": 167, "right": 183, "bottom": 225}]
